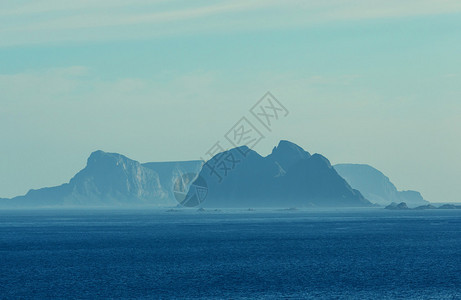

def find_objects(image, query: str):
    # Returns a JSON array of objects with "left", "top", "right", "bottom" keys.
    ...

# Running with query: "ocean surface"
[{"left": 1, "top": 208, "right": 460, "bottom": 299}]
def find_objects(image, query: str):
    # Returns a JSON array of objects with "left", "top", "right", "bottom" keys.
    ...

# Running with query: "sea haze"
[{"left": 1, "top": 208, "right": 460, "bottom": 299}]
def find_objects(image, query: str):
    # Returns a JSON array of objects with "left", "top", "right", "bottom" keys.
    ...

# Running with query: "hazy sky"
[{"left": 1, "top": 0, "right": 461, "bottom": 202}]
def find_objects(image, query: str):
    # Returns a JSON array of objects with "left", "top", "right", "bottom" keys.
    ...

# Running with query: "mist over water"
[{"left": 1, "top": 208, "right": 460, "bottom": 299}]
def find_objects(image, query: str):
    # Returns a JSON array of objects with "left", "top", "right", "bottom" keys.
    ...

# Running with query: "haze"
[{"left": 1, "top": 0, "right": 460, "bottom": 202}]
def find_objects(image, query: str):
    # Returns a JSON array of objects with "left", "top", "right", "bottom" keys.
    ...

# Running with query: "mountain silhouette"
[
  {"left": 5, "top": 141, "right": 428, "bottom": 209},
  {"left": 334, "top": 164, "right": 428, "bottom": 207},
  {"left": 188, "top": 140, "right": 371, "bottom": 208}
]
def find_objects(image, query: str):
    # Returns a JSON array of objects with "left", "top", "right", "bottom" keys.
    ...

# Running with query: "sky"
[{"left": 1, "top": 0, "right": 461, "bottom": 202}]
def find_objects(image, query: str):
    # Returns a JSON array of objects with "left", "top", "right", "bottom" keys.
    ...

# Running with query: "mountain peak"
[
  {"left": 87, "top": 150, "right": 132, "bottom": 168},
  {"left": 268, "top": 140, "right": 311, "bottom": 170},
  {"left": 88, "top": 150, "right": 120, "bottom": 159},
  {"left": 272, "top": 140, "right": 310, "bottom": 156}
]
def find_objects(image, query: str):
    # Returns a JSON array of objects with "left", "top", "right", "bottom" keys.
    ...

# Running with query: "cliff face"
[
  {"left": 334, "top": 164, "right": 428, "bottom": 207},
  {"left": 1, "top": 151, "right": 202, "bottom": 208},
  {"left": 142, "top": 160, "right": 203, "bottom": 201},
  {"left": 188, "top": 141, "right": 371, "bottom": 208},
  {"left": 65, "top": 151, "right": 169, "bottom": 206}
]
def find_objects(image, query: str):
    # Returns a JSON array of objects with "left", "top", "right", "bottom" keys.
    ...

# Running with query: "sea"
[{"left": 0, "top": 208, "right": 460, "bottom": 299}]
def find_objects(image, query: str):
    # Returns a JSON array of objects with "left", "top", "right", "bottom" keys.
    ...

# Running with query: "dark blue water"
[{"left": 1, "top": 209, "right": 460, "bottom": 299}]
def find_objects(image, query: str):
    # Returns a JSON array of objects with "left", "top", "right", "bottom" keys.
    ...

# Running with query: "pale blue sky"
[{"left": 1, "top": 1, "right": 461, "bottom": 202}]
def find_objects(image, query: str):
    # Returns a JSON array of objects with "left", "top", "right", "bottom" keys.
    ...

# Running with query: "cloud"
[
  {"left": 0, "top": 66, "right": 91, "bottom": 103},
  {"left": 0, "top": 66, "right": 225, "bottom": 116},
  {"left": 3, "top": 1, "right": 267, "bottom": 31},
  {"left": 2, "top": 0, "right": 461, "bottom": 46}
]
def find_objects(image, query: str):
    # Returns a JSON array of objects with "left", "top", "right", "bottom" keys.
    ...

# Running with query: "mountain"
[
  {"left": 385, "top": 202, "right": 410, "bottom": 210},
  {"left": 0, "top": 151, "right": 202, "bottom": 208},
  {"left": 414, "top": 204, "right": 437, "bottom": 210},
  {"left": 334, "top": 164, "right": 428, "bottom": 207},
  {"left": 438, "top": 204, "right": 461, "bottom": 209},
  {"left": 388, "top": 203, "right": 461, "bottom": 210},
  {"left": 186, "top": 140, "right": 371, "bottom": 208}
]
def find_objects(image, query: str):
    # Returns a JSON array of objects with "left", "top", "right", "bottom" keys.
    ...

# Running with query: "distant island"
[
  {"left": 0, "top": 140, "right": 431, "bottom": 209},
  {"left": 334, "top": 164, "right": 428, "bottom": 207},
  {"left": 187, "top": 141, "right": 370, "bottom": 208},
  {"left": 385, "top": 202, "right": 461, "bottom": 210}
]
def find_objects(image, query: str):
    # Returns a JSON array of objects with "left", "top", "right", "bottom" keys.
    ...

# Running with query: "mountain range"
[
  {"left": 0, "top": 140, "right": 427, "bottom": 208},
  {"left": 0, "top": 151, "right": 202, "bottom": 208}
]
